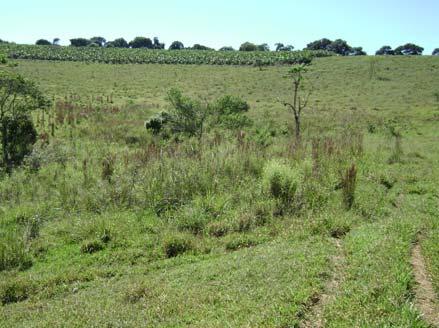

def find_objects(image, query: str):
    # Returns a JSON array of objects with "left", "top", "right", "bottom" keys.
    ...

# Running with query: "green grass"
[{"left": 0, "top": 55, "right": 438, "bottom": 326}]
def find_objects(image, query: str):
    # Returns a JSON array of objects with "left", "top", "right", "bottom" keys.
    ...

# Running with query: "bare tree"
[{"left": 280, "top": 64, "right": 313, "bottom": 143}]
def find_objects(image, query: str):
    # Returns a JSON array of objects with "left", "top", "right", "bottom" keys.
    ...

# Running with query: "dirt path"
[
  {"left": 300, "top": 239, "right": 345, "bottom": 328},
  {"left": 411, "top": 243, "right": 439, "bottom": 327}
]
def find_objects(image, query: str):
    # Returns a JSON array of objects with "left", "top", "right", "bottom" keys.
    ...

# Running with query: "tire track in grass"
[
  {"left": 411, "top": 243, "right": 439, "bottom": 327},
  {"left": 300, "top": 238, "right": 345, "bottom": 328}
]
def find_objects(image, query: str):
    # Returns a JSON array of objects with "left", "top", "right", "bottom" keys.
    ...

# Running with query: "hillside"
[{"left": 0, "top": 56, "right": 439, "bottom": 327}]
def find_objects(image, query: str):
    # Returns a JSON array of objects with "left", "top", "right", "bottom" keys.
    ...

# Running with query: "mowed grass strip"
[
  {"left": 322, "top": 214, "right": 428, "bottom": 327},
  {"left": 1, "top": 237, "right": 332, "bottom": 327}
]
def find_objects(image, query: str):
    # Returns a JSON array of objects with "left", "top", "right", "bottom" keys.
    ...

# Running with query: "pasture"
[{"left": 0, "top": 55, "right": 438, "bottom": 327}]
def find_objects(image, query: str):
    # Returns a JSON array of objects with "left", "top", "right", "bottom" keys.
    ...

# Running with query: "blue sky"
[{"left": 2, "top": 0, "right": 438, "bottom": 54}]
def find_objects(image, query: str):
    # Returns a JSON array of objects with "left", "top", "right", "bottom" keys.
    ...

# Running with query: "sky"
[{"left": 2, "top": 0, "right": 438, "bottom": 54}]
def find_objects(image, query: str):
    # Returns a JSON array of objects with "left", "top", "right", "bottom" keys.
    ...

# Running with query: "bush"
[
  {"left": 124, "top": 284, "right": 149, "bottom": 303},
  {"left": 163, "top": 234, "right": 194, "bottom": 258},
  {"left": 145, "top": 91, "right": 252, "bottom": 139},
  {"left": 0, "top": 279, "right": 33, "bottom": 305},
  {"left": 341, "top": 164, "right": 357, "bottom": 209},
  {"left": 0, "top": 230, "right": 32, "bottom": 272},
  {"left": 177, "top": 206, "right": 208, "bottom": 235},
  {"left": 234, "top": 212, "right": 255, "bottom": 232},
  {"left": 144, "top": 111, "right": 172, "bottom": 135},
  {"left": 0, "top": 54, "right": 7, "bottom": 64},
  {"left": 225, "top": 235, "right": 261, "bottom": 251},
  {"left": 206, "top": 221, "right": 230, "bottom": 237},
  {"left": 212, "top": 95, "right": 252, "bottom": 130},
  {"left": 262, "top": 159, "right": 302, "bottom": 203},
  {"left": 80, "top": 240, "right": 104, "bottom": 254}
]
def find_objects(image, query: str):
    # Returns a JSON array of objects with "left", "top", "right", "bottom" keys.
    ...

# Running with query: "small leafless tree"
[{"left": 280, "top": 64, "right": 313, "bottom": 143}]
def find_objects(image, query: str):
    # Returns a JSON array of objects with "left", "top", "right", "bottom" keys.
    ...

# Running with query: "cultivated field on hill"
[
  {"left": 0, "top": 56, "right": 438, "bottom": 327},
  {"left": 0, "top": 44, "right": 331, "bottom": 65}
]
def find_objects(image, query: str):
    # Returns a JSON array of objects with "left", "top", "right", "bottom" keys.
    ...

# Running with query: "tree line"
[{"left": 0, "top": 37, "right": 435, "bottom": 55}]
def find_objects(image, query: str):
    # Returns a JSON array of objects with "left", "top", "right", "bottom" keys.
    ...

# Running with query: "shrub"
[
  {"left": 388, "top": 130, "right": 403, "bottom": 164},
  {"left": 101, "top": 153, "right": 116, "bottom": 182},
  {"left": 234, "top": 212, "right": 255, "bottom": 232},
  {"left": 144, "top": 112, "right": 172, "bottom": 135},
  {"left": 23, "top": 215, "right": 41, "bottom": 242},
  {"left": 0, "top": 54, "right": 7, "bottom": 64},
  {"left": 177, "top": 207, "right": 207, "bottom": 235},
  {"left": 225, "top": 235, "right": 261, "bottom": 251},
  {"left": 311, "top": 213, "right": 353, "bottom": 238},
  {"left": 341, "top": 164, "right": 357, "bottom": 209},
  {"left": 146, "top": 91, "right": 252, "bottom": 139},
  {"left": 165, "top": 88, "right": 207, "bottom": 139},
  {"left": 302, "top": 179, "right": 331, "bottom": 211},
  {"left": 252, "top": 200, "right": 274, "bottom": 226},
  {"left": 206, "top": 221, "right": 230, "bottom": 237},
  {"left": 0, "top": 279, "right": 33, "bottom": 305},
  {"left": 262, "top": 159, "right": 302, "bottom": 204},
  {"left": 212, "top": 95, "right": 252, "bottom": 130},
  {"left": 0, "top": 71, "right": 50, "bottom": 173},
  {"left": 163, "top": 234, "right": 194, "bottom": 258},
  {"left": 0, "top": 230, "right": 32, "bottom": 272},
  {"left": 123, "top": 284, "right": 149, "bottom": 303},
  {"left": 80, "top": 240, "right": 104, "bottom": 254}
]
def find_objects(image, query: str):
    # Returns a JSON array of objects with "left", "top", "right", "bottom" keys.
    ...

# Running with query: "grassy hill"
[{"left": 0, "top": 56, "right": 438, "bottom": 327}]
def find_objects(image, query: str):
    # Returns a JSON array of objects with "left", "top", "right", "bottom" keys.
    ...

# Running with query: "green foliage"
[
  {"left": 212, "top": 95, "right": 252, "bottom": 129},
  {"left": 276, "top": 43, "right": 294, "bottom": 51},
  {"left": 0, "top": 43, "right": 330, "bottom": 65},
  {"left": 35, "top": 39, "right": 52, "bottom": 46},
  {"left": 129, "top": 37, "right": 153, "bottom": 49},
  {"left": 394, "top": 43, "right": 424, "bottom": 55},
  {"left": 0, "top": 230, "right": 32, "bottom": 272},
  {"left": 169, "top": 41, "right": 184, "bottom": 50},
  {"left": 262, "top": 159, "right": 302, "bottom": 203},
  {"left": 351, "top": 47, "right": 367, "bottom": 56},
  {"left": 144, "top": 111, "right": 171, "bottom": 135},
  {"left": 306, "top": 38, "right": 333, "bottom": 51},
  {"left": 0, "top": 56, "right": 438, "bottom": 327},
  {"left": 306, "top": 38, "right": 364, "bottom": 56},
  {"left": 163, "top": 234, "right": 195, "bottom": 258},
  {"left": 257, "top": 43, "right": 270, "bottom": 51},
  {"left": 0, "top": 53, "right": 7, "bottom": 64},
  {"left": 224, "top": 234, "right": 262, "bottom": 251},
  {"left": 90, "top": 36, "right": 106, "bottom": 47},
  {"left": 219, "top": 46, "right": 235, "bottom": 51},
  {"left": 433, "top": 48, "right": 439, "bottom": 56},
  {"left": 165, "top": 88, "right": 207, "bottom": 138},
  {"left": 207, "top": 220, "right": 230, "bottom": 237},
  {"left": 70, "top": 38, "right": 91, "bottom": 47},
  {"left": 147, "top": 90, "right": 252, "bottom": 138},
  {"left": 239, "top": 42, "right": 258, "bottom": 51},
  {"left": 191, "top": 44, "right": 213, "bottom": 51},
  {"left": 80, "top": 240, "right": 104, "bottom": 254},
  {"left": 1, "top": 114, "right": 37, "bottom": 168},
  {"left": 0, "top": 71, "right": 50, "bottom": 172},
  {"left": 106, "top": 38, "right": 129, "bottom": 48},
  {"left": 341, "top": 164, "right": 357, "bottom": 209},
  {"left": 101, "top": 153, "right": 116, "bottom": 182},
  {"left": 376, "top": 46, "right": 395, "bottom": 55},
  {"left": 0, "top": 278, "right": 33, "bottom": 305},
  {"left": 328, "top": 39, "right": 353, "bottom": 56}
]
